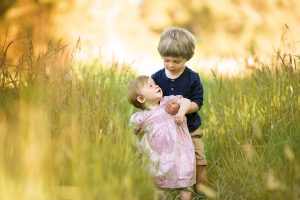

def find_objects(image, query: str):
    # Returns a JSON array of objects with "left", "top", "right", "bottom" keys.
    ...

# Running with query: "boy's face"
[
  {"left": 162, "top": 56, "right": 187, "bottom": 74},
  {"left": 139, "top": 78, "right": 163, "bottom": 105}
]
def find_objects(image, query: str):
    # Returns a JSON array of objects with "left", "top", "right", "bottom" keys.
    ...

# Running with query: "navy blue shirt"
[{"left": 151, "top": 67, "right": 204, "bottom": 132}]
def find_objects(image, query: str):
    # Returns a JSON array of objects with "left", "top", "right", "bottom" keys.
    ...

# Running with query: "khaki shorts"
[{"left": 190, "top": 128, "right": 207, "bottom": 166}]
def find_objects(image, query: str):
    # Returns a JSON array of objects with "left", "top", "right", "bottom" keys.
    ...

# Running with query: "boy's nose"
[{"left": 166, "top": 63, "right": 173, "bottom": 68}]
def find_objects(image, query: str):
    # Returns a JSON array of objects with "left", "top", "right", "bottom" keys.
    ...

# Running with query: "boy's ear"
[{"left": 137, "top": 95, "right": 145, "bottom": 104}]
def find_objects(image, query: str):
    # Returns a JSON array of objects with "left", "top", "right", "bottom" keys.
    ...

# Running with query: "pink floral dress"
[{"left": 130, "top": 95, "right": 196, "bottom": 188}]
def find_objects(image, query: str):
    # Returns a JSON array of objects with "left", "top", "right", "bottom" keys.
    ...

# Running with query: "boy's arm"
[
  {"left": 174, "top": 98, "right": 191, "bottom": 125},
  {"left": 165, "top": 100, "right": 200, "bottom": 114},
  {"left": 188, "top": 74, "right": 203, "bottom": 113},
  {"left": 165, "top": 74, "right": 204, "bottom": 115},
  {"left": 165, "top": 99, "right": 200, "bottom": 115},
  {"left": 187, "top": 102, "right": 201, "bottom": 114}
]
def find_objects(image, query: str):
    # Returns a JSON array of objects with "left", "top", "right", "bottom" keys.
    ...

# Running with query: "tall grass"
[
  {"left": 1, "top": 38, "right": 299, "bottom": 200},
  {"left": 201, "top": 52, "right": 300, "bottom": 199},
  {"left": 0, "top": 40, "right": 156, "bottom": 200}
]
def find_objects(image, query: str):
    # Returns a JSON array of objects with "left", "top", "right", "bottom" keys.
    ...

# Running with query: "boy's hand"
[
  {"left": 174, "top": 112, "right": 185, "bottom": 125},
  {"left": 165, "top": 101, "right": 180, "bottom": 115}
]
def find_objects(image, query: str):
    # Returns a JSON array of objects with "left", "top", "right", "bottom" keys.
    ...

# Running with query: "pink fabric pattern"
[{"left": 130, "top": 95, "right": 196, "bottom": 188}]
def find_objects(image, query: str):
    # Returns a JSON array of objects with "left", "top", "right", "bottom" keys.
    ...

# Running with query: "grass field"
[
  {"left": 201, "top": 53, "right": 300, "bottom": 199},
  {"left": 0, "top": 42, "right": 299, "bottom": 199}
]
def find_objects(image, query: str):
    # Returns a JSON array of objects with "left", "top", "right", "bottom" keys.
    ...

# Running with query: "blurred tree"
[
  {"left": 139, "top": 0, "right": 300, "bottom": 55},
  {"left": 0, "top": 0, "right": 65, "bottom": 64},
  {"left": 139, "top": 0, "right": 245, "bottom": 35},
  {"left": 0, "top": 0, "right": 17, "bottom": 18}
]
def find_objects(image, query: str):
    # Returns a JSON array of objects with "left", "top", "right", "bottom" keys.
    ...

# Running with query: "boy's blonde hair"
[
  {"left": 127, "top": 75, "right": 149, "bottom": 109},
  {"left": 157, "top": 27, "right": 196, "bottom": 61}
]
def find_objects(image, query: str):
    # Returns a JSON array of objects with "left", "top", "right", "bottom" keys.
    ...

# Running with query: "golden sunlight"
[
  {"left": 1, "top": 0, "right": 300, "bottom": 76},
  {"left": 51, "top": 0, "right": 162, "bottom": 75}
]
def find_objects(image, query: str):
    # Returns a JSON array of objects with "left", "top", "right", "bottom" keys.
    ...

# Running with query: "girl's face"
[
  {"left": 162, "top": 56, "right": 187, "bottom": 74},
  {"left": 139, "top": 78, "right": 163, "bottom": 106}
]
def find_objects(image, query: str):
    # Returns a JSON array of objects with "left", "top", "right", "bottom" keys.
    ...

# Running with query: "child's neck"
[
  {"left": 165, "top": 67, "right": 185, "bottom": 79},
  {"left": 148, "top": 104, "right": 159, "bottom": 110},
  {"left": 146, "top": 100, "right": 160, "bottom": 110}
]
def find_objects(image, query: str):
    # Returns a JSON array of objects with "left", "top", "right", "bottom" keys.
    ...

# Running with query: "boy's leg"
[
  {"left": 190, "top": 128, "right": 207, "bottom": 191},
  {"left": 195, "top": 165, "right": 206, "bottom": 189}
]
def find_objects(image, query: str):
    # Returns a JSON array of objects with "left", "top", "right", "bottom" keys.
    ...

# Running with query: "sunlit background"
[{"left": 1, "top": 0, "right": 300, "bottom": 76}]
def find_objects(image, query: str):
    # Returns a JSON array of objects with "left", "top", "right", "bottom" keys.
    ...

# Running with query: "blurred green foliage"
[{"left": 0, "top": 40, "right": 156, "bottom": 200}]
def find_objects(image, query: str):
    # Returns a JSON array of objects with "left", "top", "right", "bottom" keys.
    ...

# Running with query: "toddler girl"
[{"left": 128, "top": 75, "right": 195, "bottom": 200}]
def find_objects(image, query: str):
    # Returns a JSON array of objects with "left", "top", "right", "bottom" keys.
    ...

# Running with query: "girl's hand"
[
  {"left": 165, "top": 101, "right": 180, "bottom": 115},
  {"left": 174, "top": 112, "right": 185, "bottom": 125}
]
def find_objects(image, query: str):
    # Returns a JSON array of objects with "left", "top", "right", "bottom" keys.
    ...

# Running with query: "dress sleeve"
[
  {"left": 129, "top": 113, "right": 144, "bottom": 135},
  {"left": 162, "top": 95, "right": 183, "bottom": 104}
]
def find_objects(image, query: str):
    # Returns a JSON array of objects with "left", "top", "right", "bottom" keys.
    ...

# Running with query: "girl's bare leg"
[{"left": 180, "top": 190, "right": 191, "bottom": 200}]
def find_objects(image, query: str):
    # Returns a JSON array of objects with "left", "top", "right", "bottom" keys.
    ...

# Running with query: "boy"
[{"left": 151, "top": 27, "right": 207, "bottom": 193}]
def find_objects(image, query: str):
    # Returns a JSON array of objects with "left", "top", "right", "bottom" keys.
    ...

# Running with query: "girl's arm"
[
  {"left": 174, "top": 98, "right": 191, "bottom": 125},
  {"left": 130, "top": 114, "right": 143, "bottom": 135}
]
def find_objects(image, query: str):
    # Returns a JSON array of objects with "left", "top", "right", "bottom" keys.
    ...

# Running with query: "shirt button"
[
  {"left": 171, "top": 88, "right": 174, "bottom": 91},
  {"left": 171, "top": 79, "right": 174, "bottom": 82}
]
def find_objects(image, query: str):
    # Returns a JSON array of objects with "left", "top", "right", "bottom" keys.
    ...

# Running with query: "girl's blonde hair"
[
  {"left": 127, "top": 75, "right": 149, "bottom": 109},
  {"left": 157, "top": 27, "right": 195, "bottom": 61}
]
